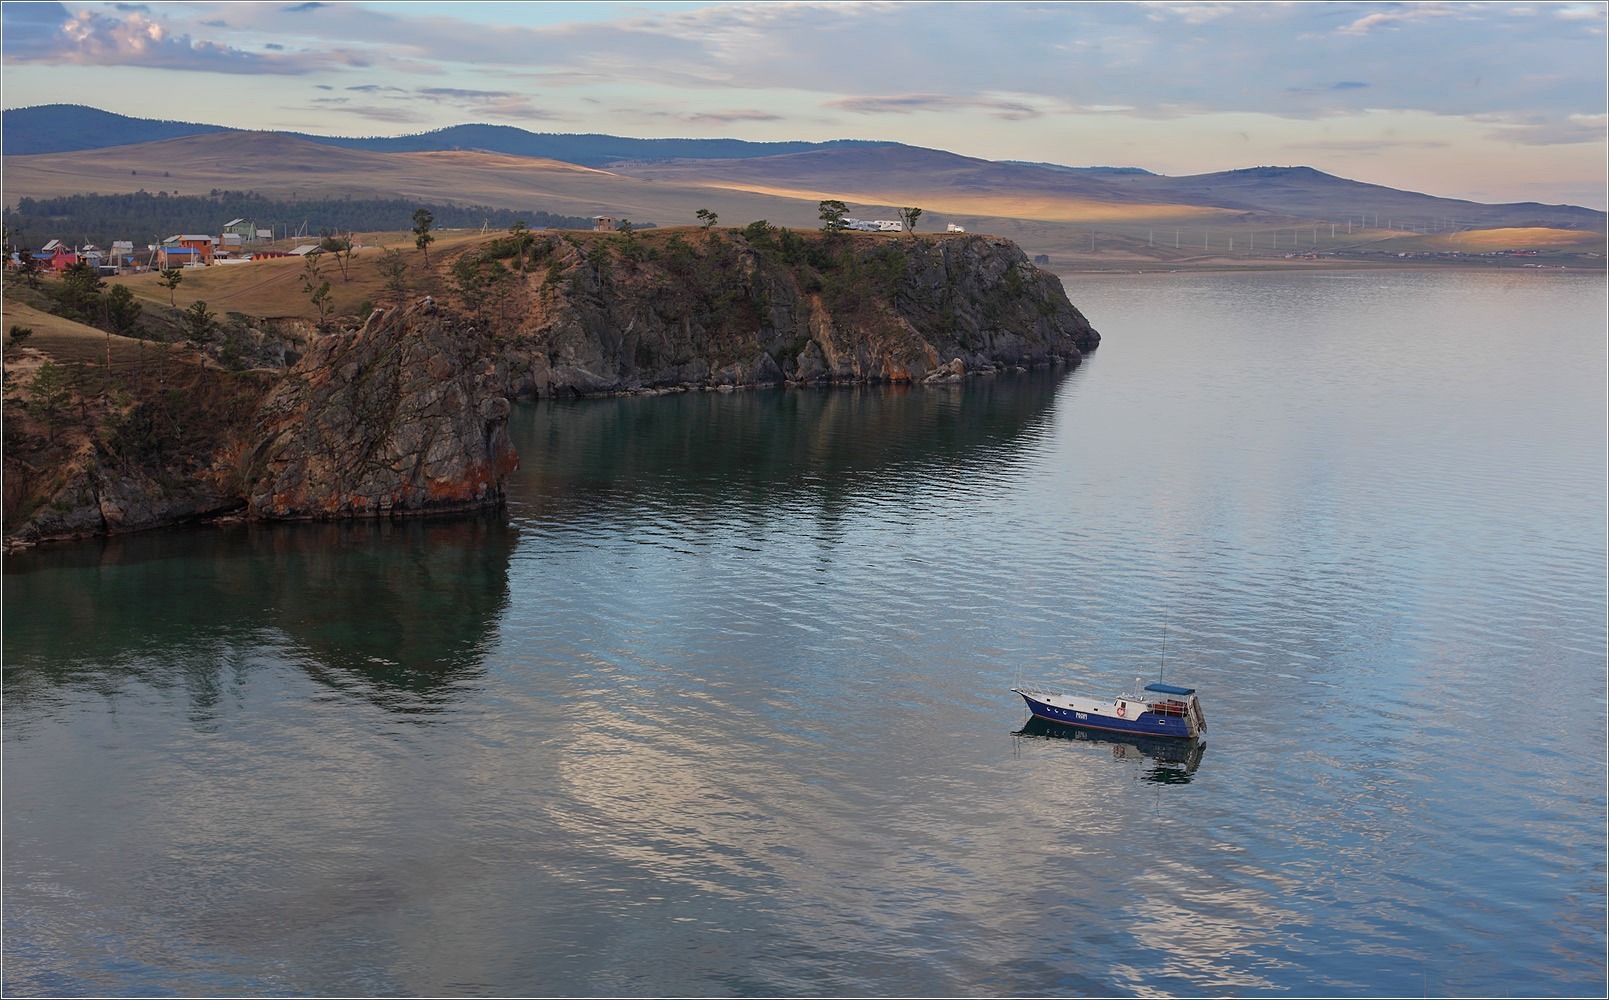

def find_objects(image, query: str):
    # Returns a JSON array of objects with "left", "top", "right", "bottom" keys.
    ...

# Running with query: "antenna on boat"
[{"left": 1160, "top": 611, "right": 1168, "bottom": 682}]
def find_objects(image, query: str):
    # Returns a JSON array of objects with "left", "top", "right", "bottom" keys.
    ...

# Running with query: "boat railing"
[{"left": 1012, "top": 686, "right": 1066, "bottom": 700}]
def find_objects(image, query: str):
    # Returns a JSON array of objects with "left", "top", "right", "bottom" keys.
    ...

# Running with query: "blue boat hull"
[{"left": 1017, "top": 692, "right": 1196, "bottom": 739}]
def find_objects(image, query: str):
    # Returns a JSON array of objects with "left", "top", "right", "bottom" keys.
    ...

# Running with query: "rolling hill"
[
  {"left": 4, "top": 104, "right": 1602, "bottom": 267},
  {"left": 2, "top": 105, "right": 900, "bottom": 167}
]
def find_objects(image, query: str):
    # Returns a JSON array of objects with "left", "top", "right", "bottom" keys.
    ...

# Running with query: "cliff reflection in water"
[
  {"left": 1014, "top": 716, "right": 1206, "bottom": 784},
  {"left": 3, "top": 514, "right": 516, "bottom": 714},
  {"left": 509, "top": 367, "right": 1074, "bottom": 523}
]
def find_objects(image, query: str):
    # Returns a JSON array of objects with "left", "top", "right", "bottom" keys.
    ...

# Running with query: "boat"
[{"left": 1011, "top": 677, "right": 1206, "bottom": 739}]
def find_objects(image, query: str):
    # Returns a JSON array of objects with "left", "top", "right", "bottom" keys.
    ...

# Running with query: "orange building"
[{"left": 160, "top": 234, "right": 217, "bottom": 266}]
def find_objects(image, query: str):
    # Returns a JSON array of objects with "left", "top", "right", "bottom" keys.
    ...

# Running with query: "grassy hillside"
[{"left": 5, "top": 132, "right": 1602, "bottom": 269}]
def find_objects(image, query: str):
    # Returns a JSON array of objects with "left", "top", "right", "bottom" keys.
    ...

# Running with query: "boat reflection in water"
[{"left": 1013, "top": 716, "right": 1206, "bottom": 784}]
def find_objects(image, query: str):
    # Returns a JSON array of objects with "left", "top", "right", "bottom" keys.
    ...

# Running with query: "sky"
[{"left": 3, "top": 0, "right": 1605, "bottom": 209}]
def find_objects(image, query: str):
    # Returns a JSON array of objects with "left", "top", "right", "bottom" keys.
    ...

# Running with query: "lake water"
[{"left": 4, "top": 269, "right": 1605, "bottom": 997}]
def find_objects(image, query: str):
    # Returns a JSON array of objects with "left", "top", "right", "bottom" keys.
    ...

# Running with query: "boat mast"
[{"left": 1160, "top": 612, "right": 1168, "bottom": 682}]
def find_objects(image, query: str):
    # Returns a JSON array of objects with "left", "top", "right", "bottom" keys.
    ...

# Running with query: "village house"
[
  {"left": 222, "top": 218, "right": 258, "bottom": 244},
  {"left": 33, "top": 239, "right": 78, "bottom": 272},
  {"left": 160, "top": 234, "right": 217, "bottom": 267},
  {"left": 78, "top": 244, "right": 117, "bottom": 275}
]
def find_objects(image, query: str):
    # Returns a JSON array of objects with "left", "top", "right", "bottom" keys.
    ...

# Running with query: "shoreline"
[{"left": 1049, "top": 259, "right": 1604, "bottom": 278}]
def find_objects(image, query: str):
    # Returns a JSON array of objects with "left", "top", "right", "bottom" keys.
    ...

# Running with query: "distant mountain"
[
  {"left": 3, "top": 105, "right": 1601, "bottom": 240},
  {"left": 609, "top": 144, "right": 1174, "bottom": 210},
  {"left": 306, "top": 124, "right": 902, "bottom": 169},
  {"left": 611, "top": 149, "right": 1604, "bottom": 231},
  {"left": 2, "top": 105, "right": 231, "bottom": 155},
  {"left": 3, "top": 105, "right": 897, "bottom": 169},
  {"left": 1110, "top": 165, "right": 1605, "bottom": 229}
]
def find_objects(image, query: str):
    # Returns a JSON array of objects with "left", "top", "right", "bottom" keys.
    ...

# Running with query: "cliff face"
[
  {"left": 244, "top": 299, "right": 518, "bottom": 520},
  {"left": 475, "top": 230, "right": 1099, "bottom": 397},
  {"left": 2, "top": 356, "right": 272, "bottom": 546},
  {"left": 5, "top": 230, "right": 1097, "bottom": 544}
]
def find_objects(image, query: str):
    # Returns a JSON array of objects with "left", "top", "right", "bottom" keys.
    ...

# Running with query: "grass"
[
  {"left": 4, "top": 300, "right": 179, "bottom": 369},
  {"left": 108, "top": 231, "right": 493, "bottom": 320}
]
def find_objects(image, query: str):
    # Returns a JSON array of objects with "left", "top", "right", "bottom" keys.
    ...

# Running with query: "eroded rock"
[{"left": 244, "top": 300, "right": 519, "bottom": 520}]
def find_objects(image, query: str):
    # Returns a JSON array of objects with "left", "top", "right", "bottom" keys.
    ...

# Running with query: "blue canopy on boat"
[{"left": 1144, "top": 683, "right": 1195, "bottom": 696}]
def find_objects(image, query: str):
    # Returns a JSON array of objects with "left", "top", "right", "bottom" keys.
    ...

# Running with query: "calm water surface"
[{"left": 5, "top": 270, "right": 1605, "bottom": 996}]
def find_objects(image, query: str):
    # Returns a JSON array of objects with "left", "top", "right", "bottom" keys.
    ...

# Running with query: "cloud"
[
  {"left": 3, "top": 1, "right": 1600, "bottom": 146},
  {"left": 411, "top": 87, "right": 562, "bottom": 121},
  {"left": 417, "top": 87, "right": 517, "bottom": 101},
  {"left": 0, "top": 1, "right": 76, "bottom": 59},
  {"left": 309, "top": 102, "right": 431, "bottom": 126},
  {"left": 1, "top": 3, "right": 361, "bottom": 74},
  {"left": 1284, "top": 138, "right": 1453, "bottom": 154},
  {"left": 828, "top": 94, "right": 1046, "bottom": 121},
  {"left": 639, "top": 108, "right": 785, "bottom": 125},
  {"left": 1336, "top": 5, "right": 1462, "bottom": 36},
  {"left": 1478, "top": 112, "right": 1609, "bottom": 146},
  {"left": 684, "top": 109, "right": 784, "bottom": 125},
  {"left": 302, "top": 83, "right": 565, "bottom": 124}
]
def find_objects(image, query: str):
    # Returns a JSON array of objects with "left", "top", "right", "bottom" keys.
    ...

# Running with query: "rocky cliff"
[
  {"left": 457, "top": 229, "right": 1099, "bottom": 396},
  {"left": 5, "top": 230, "right": 1097, "bottom": 545},
  {"left": 244, "top": 299, "right": 518, "bottom": 519}
]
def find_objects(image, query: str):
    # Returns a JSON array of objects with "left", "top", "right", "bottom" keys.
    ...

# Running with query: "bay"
[{"left": 4, "top": 269, "right": 1605, "bottom": 997}]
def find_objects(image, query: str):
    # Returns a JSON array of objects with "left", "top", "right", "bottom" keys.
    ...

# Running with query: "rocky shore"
[{"left": 3, "top": 230, "right": 1098, "bottom": 547}]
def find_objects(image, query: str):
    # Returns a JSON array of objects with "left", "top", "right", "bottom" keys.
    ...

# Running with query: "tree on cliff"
[
  {"left": 819, "top": 200, "right": 848, "bottom": 231},
  {"left": 27, "top": 361, "right": 70, "bottom": 443},
  {"left": 57, "top": 262, "right": 105, "bottom": 325},
  {"left": 318, "top": 229, "right": 354, "bottom": 282},
  {"left": 378, "top": 247, "right": 410, "bottom": 302},
  {"left": 300, "top": 256, "right": 333, "bottom": 330},
  {"left": 159, "top": 268, "right": 183, "bottom": 307},
  {"left": 451, "top": 252, "right": 517, "bottom": 326},
  {"left": 412, "top": 208, "right": 435, "bottom": 264},
  {"left": 509, "top": 220, "right": 531, "bottom": 273},
  {"left": 696, "top": 208, "right": 717, "bottom": 230},
  {"left": 900, "top": 207, "right": 923, "bottom": 232},
  {"left": 15, "top": 250, "right": 43, "bottom": 289},
  {"left": 105, "top": 284, "right": 142, "bottom": 336},
  {"left": 182, "top": 300, "right": 216, "bottom": 369}
]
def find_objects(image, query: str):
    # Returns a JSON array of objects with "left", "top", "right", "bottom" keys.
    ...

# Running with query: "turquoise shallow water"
[{"left": 5, "top": 269, "right": 1605, "bottom": 996}]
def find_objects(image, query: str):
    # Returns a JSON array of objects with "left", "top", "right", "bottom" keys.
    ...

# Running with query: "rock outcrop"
[
  {"left": 243, "top": 300, "right": 519, "bottom": 519},
  {"left": 5, "top": 230, "right": 1097, "bottom": 546},
  {"left": 482, "top": 230, "right": 1099, "bottom": 397}
]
